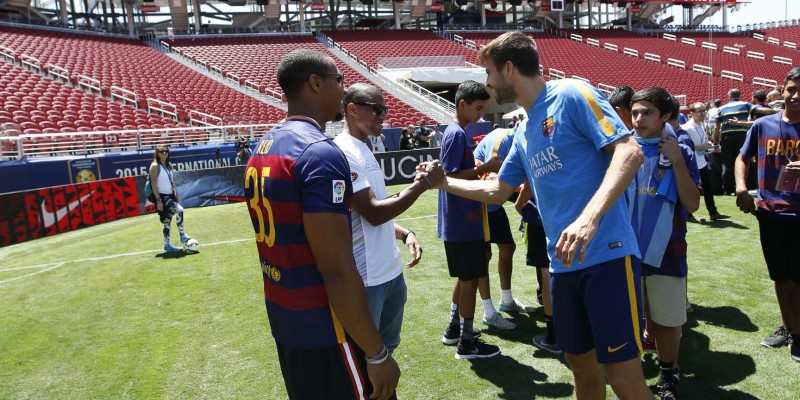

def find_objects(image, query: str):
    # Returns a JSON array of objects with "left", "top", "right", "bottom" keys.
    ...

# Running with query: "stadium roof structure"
[{"left": 0, "top": 0, "right": 759, "bottom": 36}]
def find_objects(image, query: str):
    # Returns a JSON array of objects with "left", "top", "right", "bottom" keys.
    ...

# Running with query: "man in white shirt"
[
  {"left": 334, "top": 83, "right": 444, "bottom": 353},
  {"left": 682, "top": 102, "right": 729, "bottom": 221}
]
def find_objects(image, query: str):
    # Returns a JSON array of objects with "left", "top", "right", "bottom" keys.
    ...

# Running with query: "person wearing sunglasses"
[
  {"left": 333, "top": 82, "right": 444, "bottom": 365},
  {"left": 148, "top": 145, "right": 192, "bottom": 252},
  {"left": 243, "top": 49, "right": 400, "bottom": 400}
]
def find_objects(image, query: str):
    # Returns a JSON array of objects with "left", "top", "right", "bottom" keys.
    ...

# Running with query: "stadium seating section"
[
  {"left": 166, "top": 34, "right": 429, "bottom": 127},
  {"left": 0, "top": 26, "right": 283, "bottom": 126},
  {"left": 323, "top": 30, "right": 479, "bottom": 68},
  {"left": 562, "top": 29, "right": 792, "bottom": 85},
  {"left": 0, "top": 61, "right": 181, "bottom": 151},
  {"left": 459, "top": 31, "right": 776, "bottom": 102},
  {"left": 2, "top": 23, "right": 799, "bottom": 157},
  {"left": 756, "top": 26, "right": 800, "bottom": 46}
]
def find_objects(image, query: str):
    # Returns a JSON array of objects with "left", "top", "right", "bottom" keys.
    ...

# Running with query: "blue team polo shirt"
[
  {"left": 498, "top": 79, "right": 640, "bottom": 273},
  {"left": 438, "top": 122, "right": 485, "bottom": 242}
]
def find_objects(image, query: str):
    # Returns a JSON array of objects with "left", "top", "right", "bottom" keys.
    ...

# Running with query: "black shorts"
[
  {"left": 526, "top": 222, "right": 549, "bottom": 268},
  {"left": 276, "top": 340, "right": 395, "bottom": 400},
  {"left": 756, "top": 212, "right": 800, "bottom": 283},
  {"left": 444, "top": 240, "right": 489, "bottom": 281},
  {"left": 487, "top": 208, "right": 514, "bottom": 244}
]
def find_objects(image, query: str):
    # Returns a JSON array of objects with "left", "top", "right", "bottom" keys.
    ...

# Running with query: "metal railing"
[{"left": 0, "top": 124, "right": 273, "bottom": 160}]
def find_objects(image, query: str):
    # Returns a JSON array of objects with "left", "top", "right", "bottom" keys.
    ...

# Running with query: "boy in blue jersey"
[
  {"left": 425, "top": 31, "right": 653, "bottom": 399},
  {"left": 629, "top": 87, "right": 701, "bottom": 399},
  {"left": 735, "top": 66, "right": 800, "bottom": 362},
  {"left": 438, "top": 80, "right": 504, "bottom": 359},
  {"left": 244, "top": 49, "right": 400, "bottom": 400},
  {"left": 474, "top": 128, "right": 536, "bottom": 328}
]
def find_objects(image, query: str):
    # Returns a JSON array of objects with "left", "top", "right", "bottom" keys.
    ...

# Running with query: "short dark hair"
[
  {"left": 455, "top": 80, "right": 491, "bottom": 105},
  {"left": 277, "top": 49, "right": 333, "bottom": 98},
  {"left": 343, "top": 83, "right": 380, "bottom": 106},
  {"left": 608, "top": 85, "right": 635, "bottom": 111},
  {"left": 752, "top": 90, "right": 767, "bottom": 103},
  {"left": 477, "top": 31, "right": 540, "bottom": 77},
  {"left": 784, "top": 65, "right": 800, "bottom": 85},
  {"left": 728, "top": 88, "right": 741, "bottom": 100},
  {"left": 670, "top": 96, "right": 681, "bottom": 121},
  {"left": 713, "top": 99, "right": 722, "bottom": 108},
  {"left": 631, "top": 87, "right": 673, "bottom": 118}
]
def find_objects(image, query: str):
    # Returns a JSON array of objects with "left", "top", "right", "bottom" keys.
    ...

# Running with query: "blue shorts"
[{"left": 551, "top": 256, "right": 643, "bottom": 364}]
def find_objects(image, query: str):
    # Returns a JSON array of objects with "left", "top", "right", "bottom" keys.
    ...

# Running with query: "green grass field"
[{"left": 1, "top": 187, "right": 798, "bottom": 399}]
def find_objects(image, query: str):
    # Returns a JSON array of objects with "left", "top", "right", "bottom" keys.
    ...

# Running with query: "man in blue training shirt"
[
  {"left": 426, "top": 31, "right": 653, "bottom": 399},
  {"left": 629, "top": 87, "right": 701, "bottom": 400}
]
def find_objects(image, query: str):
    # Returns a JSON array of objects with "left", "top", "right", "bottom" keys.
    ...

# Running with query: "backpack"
[{"left": 144, "top": 165, "right": 159, "bottom": 203}]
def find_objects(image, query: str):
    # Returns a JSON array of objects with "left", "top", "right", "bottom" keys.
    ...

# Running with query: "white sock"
[
  {"left": 482, "top": 298, "right": 497, "bottom": 319},
  {"left": 501, "top": 289, "right": 514, "bottom": 305}
]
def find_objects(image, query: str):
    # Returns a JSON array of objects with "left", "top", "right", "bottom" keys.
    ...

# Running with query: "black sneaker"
[
  {"left": 760, "top": 326, "right": 791, "bottom": 348},
  {"left": 441, "top": 324, "right": 482, "bottom": 346},
  {"left": 656, "top": 369, "right": 680, "bottom": 400},
  {"left": 532, "top": 333, "right": 563, "bottom": 355},
  {"left": 455, "top": 338, "right": 500, "bottom": 359}
]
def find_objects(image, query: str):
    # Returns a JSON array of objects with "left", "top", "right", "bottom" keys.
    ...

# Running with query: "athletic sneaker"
[
  {"left": 499, "top": 298, "right": 536, "bottom": 313},
  {"left": 441, "top": 324, "right": 482, "bottom": 346},
  {"left": 656, "top": 369, "right": 680, "bottom": 400},
  {"left": 180, "top": 233, "right": 192, "bottom": 243},
  {"left": 761, "top": 326, "right": 791, "bottom": 348},
  {"left": 532, "top": 333, "right": 562, "bottom": 355},
  {"left": 482, "top": 313, "right": 517, "bottom": 330},
  {"left": 163, "top": 244, "right": 182, "bottom": 252},
  {"left": 455, "top": 338, "right": 500, "bottom": 359}
]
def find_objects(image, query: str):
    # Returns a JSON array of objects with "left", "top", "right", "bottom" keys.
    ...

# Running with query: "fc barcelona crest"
[{"left": 541, "top": 116, "right": 555, "bottom": 137}]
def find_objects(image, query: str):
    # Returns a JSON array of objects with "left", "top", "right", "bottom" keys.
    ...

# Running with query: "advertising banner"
[{"left": 0, "top": 177, "right": 140, "bottom": 247}]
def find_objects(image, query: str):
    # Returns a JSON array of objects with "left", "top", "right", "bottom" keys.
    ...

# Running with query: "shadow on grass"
[
  {"left": 699, "top": 218, "right": 750, "bottom": 229},
  {"left": 468, "top": 354, "right": 574, "bottom": 399},
  {"left": 155, "top": 251, "right": 192, "bottom": 259},
  {"left": 641, "top": 308, "right": 758, "bottom": 400},
  {"left": 689, "top": 304, "right": 759, "bottom": 332}
]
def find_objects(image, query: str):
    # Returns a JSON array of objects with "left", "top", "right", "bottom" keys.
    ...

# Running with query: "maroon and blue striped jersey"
[
  {"left": 740, "top": 112, "right": 800, "bottom": 219},
  {"left": 244, "top": 119, "right": 354, "bottom": 349}
]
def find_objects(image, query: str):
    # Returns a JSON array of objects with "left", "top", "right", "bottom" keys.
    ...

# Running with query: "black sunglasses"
[
  {"left": 157, "top": 149, "right": 169, "bottom": 154},
  {"left": 317, "top": 72, "right": 344, "bottom": 85},
  {"left": 353, "top": 101, "right": 389, "bottom": 116}
]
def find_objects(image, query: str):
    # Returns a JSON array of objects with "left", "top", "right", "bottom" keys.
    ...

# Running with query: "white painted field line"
[
  {"left": 1, "top": 238, "right": 253, "bottom": 276},
  {"left": 0, "top": 263, "right": 65, "bottom": 285}
]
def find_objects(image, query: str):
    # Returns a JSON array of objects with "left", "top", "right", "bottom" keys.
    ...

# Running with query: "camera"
[{"left": 235, "top": 137, "right": 249, "bottom": 151}]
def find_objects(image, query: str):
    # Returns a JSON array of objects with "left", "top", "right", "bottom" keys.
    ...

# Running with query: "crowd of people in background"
[{"left": 243, "top": 30, "right": 800, "bottom": 400}]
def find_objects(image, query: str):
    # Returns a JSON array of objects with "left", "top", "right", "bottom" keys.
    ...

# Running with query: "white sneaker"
[
  {"left": 499, "top": 298, "right": 537, "bottom": 313},
  {"left": 482, "top": 313, "right": 516, "bottom": 330}
]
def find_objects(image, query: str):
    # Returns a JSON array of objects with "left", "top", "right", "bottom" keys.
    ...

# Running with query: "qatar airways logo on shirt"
[{"left": 529, "top": 146, "right": 563, "bottom": 178}]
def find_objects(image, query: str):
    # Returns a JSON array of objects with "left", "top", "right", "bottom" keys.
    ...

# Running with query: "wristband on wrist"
[
  {"left": 401, "top": 230, "right": 414, "bottom": 244},
  {"left": 422, "top": 176, "right": 433, "bottom": 189},
  {"left": 366, "top": 345, "right": 389, "bottom": 365}
]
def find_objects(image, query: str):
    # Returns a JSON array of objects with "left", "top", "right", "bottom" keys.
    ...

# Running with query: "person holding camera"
[{"left": 236, "top": 137, "right": 252, "bottom": 165}]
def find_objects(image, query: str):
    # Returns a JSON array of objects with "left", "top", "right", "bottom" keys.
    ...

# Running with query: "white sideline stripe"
[
  {"left": 1, "top": 238, "right": 252, "bottom": 275},
  {"left": 0, "top": 263, "right": 65, "bottom": 285},
  {"left": 3, "top": 204, "right": 517, "bottom": 280}
]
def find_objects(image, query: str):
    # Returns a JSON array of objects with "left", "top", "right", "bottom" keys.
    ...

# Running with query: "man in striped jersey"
[{"left": 244, "top": 49, "right": 400, "bottom": 400}]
